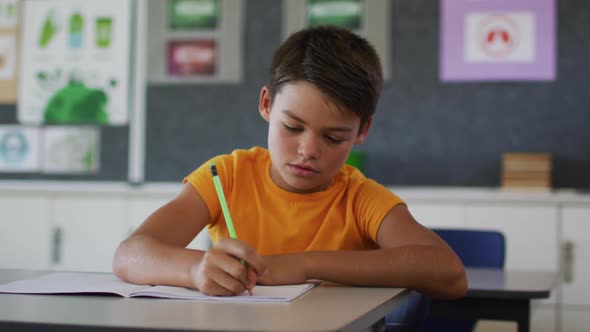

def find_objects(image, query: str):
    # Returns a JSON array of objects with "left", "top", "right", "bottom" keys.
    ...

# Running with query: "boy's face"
[{"left": 259, "top": 81, "right": 370, "bottom": 194}]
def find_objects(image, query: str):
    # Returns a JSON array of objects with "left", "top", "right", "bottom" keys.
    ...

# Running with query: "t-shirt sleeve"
[
  {"left": 353, "top": 179, "right": 405, "bottom": 243},
  {"left": 183, "top": 154, "right": 234, "bottom": 227}
]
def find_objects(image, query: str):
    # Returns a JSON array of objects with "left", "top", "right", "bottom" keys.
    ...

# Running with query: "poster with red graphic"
[
  {"left": 440, "top": 0, "right": 555, "bottom": 82},
  {"left": 167, "top": 39, "right": 217, "bottom": 76}
]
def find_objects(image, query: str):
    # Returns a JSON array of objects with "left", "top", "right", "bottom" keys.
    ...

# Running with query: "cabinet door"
[
  {"left": 561, "top": 307, "right": 590, "bottom": 332},
  {"left": 129, "top": 196, "right": 211, "bottom": 251},
  {"left": 464, "top": 203, "right": 559, "bottom": 272},
  {"left": 406, "top": 202, "right": 464, "bottom": 229},
  {"left": 51, "top": 195, "right": 128, "bottom": 272},
  {"left": 561, "top": 206, "right": 590, "bottom": 306},
  {"left": 464, "top": 203, "right": 559, "bottom": 331},
  {"left": 0, "top": 194, "right": 52, "bottom": 269}
]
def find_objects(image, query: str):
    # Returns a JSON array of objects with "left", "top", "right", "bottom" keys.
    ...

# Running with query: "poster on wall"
[
  {"left": 283, "top": 0, "right": 391, "bottom": 80},
  {"left": 440, "top": 0, "right": 556, "bottom": 82},
  {"left": 306, "top": 0, "right": 364, "bottom": 32},
  {"left": 0, "top": 0, "right": 17, "bottom": 28},
  {"left": 0, "top": 0, "right": 19, "bottom": 103},
  {"left": 148, "top": 0, "right": 244, "bottom": 84},
  {"left": 41, "top": 126, "right": 100, "bottom": 174},
  {"left": 168, "top": 0, "right": 220, "bottom": 31},
  {"left": 167, "top": 39, "right": 217, "bottom": 76},
  {"left": 0, "top": 126, "right": 41, "bottom": 172},
  {"left": 18, "top": 0, "right": 133, "bottom": 125}
]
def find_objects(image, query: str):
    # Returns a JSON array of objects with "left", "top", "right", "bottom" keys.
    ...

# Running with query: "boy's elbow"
[
  {"left": 112, "top": 240, "right": 131, "bottom": 282},
  {"left": 443, "top": 259, "right": 468, "bottom": 299},
  {"left": 450, "top": 266, "right": 468, "bottom": 299}
]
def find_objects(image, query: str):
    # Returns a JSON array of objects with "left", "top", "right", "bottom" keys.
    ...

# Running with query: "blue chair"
[
  {"left": 384, "top": 290, "right": 431, "bottom": 332},
  {"left": 423, "top": 228, "right": 506, "bottom": 332}
]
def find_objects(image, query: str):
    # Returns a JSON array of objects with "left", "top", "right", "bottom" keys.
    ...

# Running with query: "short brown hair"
[{"left": 267, "top": 26, "right": 383, "bottom": 131}]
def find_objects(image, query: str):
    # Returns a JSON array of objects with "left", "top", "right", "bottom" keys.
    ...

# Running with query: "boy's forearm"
[
  {"left": 113, "top": 234, "right": 203, "bottom": 289},
  {"left": 303, "top": 246, "right": 467, "bottom": 299}
]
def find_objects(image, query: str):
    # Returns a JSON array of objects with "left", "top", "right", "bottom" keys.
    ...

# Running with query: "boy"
[{"left": 113, "top": 26, "right": 467, "bottom": 299}]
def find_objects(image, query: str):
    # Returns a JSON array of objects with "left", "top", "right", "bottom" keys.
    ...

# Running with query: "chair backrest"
[
  {"left": 433, "top": 229, "right": 505, "bottom": 268},
  {"left": 423, "top": 229, "right": 506, "bottom": 332}
]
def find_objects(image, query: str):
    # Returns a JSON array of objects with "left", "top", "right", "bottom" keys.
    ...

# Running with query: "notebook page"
[
  {"left": 135, "top": 283, "right": 317, "bottom": 302},
  {"left": 0, "top": 272, "right": 150, "bottom": 297},
  {"left": 0, "top": 272, "right": 318, "bottom": 302}
]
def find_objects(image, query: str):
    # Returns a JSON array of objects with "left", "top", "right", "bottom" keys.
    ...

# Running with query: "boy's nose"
[{"left": 298, "top": 135, "right": 320, "bottom": 160}]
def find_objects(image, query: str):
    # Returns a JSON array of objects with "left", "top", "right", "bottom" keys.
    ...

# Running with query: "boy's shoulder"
[
  {"left": 213, "top": 146, "right": 268, "bottom": 175},
  {"left": 224, "top": 146, "right": 269, "bottom": 168},
  {"left": 337, "top": 165, "right": 394, "bottom": 197}
]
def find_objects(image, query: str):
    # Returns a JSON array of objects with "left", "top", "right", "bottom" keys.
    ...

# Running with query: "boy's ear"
[
  {"left": 354, "top": 116, "right": 372, "bottom": 145},
  {"left": 259, "top": 86, "right": 271, "bottom": 122}
]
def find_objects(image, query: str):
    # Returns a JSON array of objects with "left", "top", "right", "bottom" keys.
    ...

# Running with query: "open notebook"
[{"left": 0, "top": 272, "right": 317, "bottom": 302}]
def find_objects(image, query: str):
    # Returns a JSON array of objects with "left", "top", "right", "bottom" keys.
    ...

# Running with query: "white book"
[{"left": 0, "top": 272, "right": 317, "bottom": 302}]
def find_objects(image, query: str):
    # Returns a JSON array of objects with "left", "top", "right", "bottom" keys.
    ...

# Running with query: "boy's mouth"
[{"left": 288, "top": 163, "right": 319, "bottom": 177}]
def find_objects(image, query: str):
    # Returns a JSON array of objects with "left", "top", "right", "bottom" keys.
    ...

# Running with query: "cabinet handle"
[
  {"left": 562, "top": 241, "right": 574, "bottom": 284},
  {"left": 52, "top": 227, "right": 62, "bottom": 264}
]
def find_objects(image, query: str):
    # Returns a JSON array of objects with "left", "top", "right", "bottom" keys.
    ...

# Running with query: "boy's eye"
[
  {"left": 325, "top": 136, "right": 344, "bottom": 144},
  {"left": 284, "top": 124, "right": 302, "bottom": 132}
]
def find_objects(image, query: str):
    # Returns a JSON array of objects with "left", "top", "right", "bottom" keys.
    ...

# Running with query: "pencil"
[{"left": 210, "top": 163, "right": 252, "bottom": 295}]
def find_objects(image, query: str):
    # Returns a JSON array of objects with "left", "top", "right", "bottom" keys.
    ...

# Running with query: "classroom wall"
[
  {"left": 146, "top": 0, "right": 590, "bottom": 188},
  {"left": 1, "top": 0, "right": 589, "bottom": 188}
]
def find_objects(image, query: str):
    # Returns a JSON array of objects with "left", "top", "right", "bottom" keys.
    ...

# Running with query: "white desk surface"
[{"left": 0, "top": 269, "right": 408, "bottom": 332}]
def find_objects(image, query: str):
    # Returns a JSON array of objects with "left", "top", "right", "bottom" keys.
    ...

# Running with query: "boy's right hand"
[{"left": 191, "top": 237, "right": 265, "bottom": 296}]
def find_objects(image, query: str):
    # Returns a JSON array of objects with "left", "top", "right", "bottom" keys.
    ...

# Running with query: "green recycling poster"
[{"left": 18, "top": 0, "right": 132, "bottom": 125}]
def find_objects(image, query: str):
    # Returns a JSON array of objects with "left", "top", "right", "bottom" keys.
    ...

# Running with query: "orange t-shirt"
[{"left": 184, "top": 147, "right": 403, "bottom": 255}]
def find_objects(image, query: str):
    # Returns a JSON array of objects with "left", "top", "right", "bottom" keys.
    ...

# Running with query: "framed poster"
[
  {"left": 168, "top": 0, "right": 220, "bottom": 31},
  {"left": 18, "top": 0, "right": 133, "bottom": 125},
  {"left": 167, "top": 39, "right": 217, "bottom": 76},
  {"left": 41, "top": 126, "right": 100, "bottom": 174},
  {"left": 0, "top": 126, "right": 41, "bottom": 172},
  {"left": 440, "top": 0, "right": 556, "bottom": 82},
  {"left": 147, "top": 0, "right": 244, "bottom": 84},
  {"left": 283, "top": 0, "right": 391, "bottom": 80},
  {"left": 0, "top": 0, "right": 19, "bottom": 103},
  {"left": 306, "top": 0, "right": 364, "bottom": 31}
]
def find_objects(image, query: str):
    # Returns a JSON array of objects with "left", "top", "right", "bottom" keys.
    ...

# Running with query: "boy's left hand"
[{"left": 256, "top": 253, "right": 307, "bottom": 285}]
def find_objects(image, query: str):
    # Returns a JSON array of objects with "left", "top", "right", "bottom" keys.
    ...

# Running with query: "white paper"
[{"left": 0, "top": 272, "right": 318, "bottom": 302}]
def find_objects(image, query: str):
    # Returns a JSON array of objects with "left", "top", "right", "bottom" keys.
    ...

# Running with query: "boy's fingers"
[
  {"left": 209, "top": 269, "right": 248, "bottom": 296},
  {"left": 202, "top": 248, "right": 251, "bottom": 294},
  {"left": 247, "top": 268, "right": 257, "bottom": 289},
  {"left": 215, "top": 238, "right": 266, "bottom": 275}
]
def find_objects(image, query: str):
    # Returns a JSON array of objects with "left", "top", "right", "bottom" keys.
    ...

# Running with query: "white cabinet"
[
  {"left": 0, "top": 193, "right": 52, "bottom": 270},
  {"left": 51, "top": 195, "right": 128, "bottom": 272},
  {"left": 561, "top": 309, "right": 590, "bottom": 332},
  {"left": 408, "top": 201, "right": 559, "bottom": 272},
  {"left": 463, "top": 204, "right": 559, "bottom": 272},
  {"left": 403, "top": 198, "right": 560, "bottom": 332},
  {"left": 407, "top": 202, "right": 464, "bottom": 228},
  {"left": 560, "top": 205, "right": 590, "bottom": 330}
]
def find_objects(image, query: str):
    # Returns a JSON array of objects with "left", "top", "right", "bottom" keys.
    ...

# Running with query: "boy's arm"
[
  {"left": 258, "top": 204, "right": 467, "bottom": 299},
  {"left": 112, "top": 183, "right": 265, "bottom": 295}
]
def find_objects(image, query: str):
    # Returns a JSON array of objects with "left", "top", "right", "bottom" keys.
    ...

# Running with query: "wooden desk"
[
  {"left": 430, "top": 268, "right": 557, "bottom": 332},
  {"left": 0, "top": 269, "right": 409, "bottom": 332}
]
